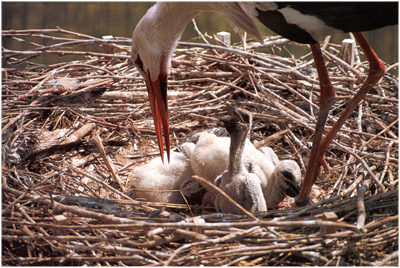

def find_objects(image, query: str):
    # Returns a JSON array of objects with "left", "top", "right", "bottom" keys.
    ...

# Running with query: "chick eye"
[
  {"left": 134, "top": 55, "right": 144, "bottom": 72},
  {"left": 281, "top": 171, "right": 295, "bottom": 184}
]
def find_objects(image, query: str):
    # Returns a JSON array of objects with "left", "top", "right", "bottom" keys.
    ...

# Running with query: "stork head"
[
  {"left": 221, "top": 102, "right": 253, "bottom": 137},
  {"left": 132, "top": 44, "right": 170, "bottom": 163},
  {"left": 131, "top": 4, "right": 179, "bottom": 163}
]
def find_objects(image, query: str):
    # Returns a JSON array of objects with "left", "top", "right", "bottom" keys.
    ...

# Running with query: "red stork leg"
[
  {"left": 316, "top": 32, "right": 386, "bottom": 176},
  {"left": 295, "top": 43, "right": 336, "bottom": 205},
  {"left": 296, "top": 33, "right": 386, "bottom": 205}
]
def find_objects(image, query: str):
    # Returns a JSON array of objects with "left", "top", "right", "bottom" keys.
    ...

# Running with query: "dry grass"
[{"left": 2, "top": 28, "right": 398, "bottom": 266}]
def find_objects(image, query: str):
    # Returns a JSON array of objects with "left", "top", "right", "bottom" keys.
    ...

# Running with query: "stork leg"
[
  {"left": 295, "top": 43, "right": 336, "bottom": 204},
  {"left": 316, "top": 32, "right": 386, "bottom": 178},
  {"left": 296, "top": 33, "right": 386, "bottom": 205}
]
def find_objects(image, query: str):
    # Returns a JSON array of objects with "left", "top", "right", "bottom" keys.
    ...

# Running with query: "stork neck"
[
  {"left": 228, "top": 126, "right": 248, "bottom": 177},
  {"left": 133, "top": 2, "right": 208, "bottom": 81},
  {"left": 145, "top": 3, "right": 204, "bottom": 47}
]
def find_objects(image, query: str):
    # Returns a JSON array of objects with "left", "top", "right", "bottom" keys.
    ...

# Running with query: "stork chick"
[
  {"left": 215, "top": 103, "right": 267, "bottom": 214},
  {"left": 190, "top": 133, "right": 231, "bottom": 183},
  {"left": 189, "top": 112, "right": 302, "bottom": 211},
  {"left": 130, "top": 144, "right": 202, "bottom": 203},
  {"left": 190, "top": 134, "right": 279, "bottom": 190},
  {"left": 263, "top": 159, "right": 302, "bottom": 209},
  {"left": 190, "top": 128, "right": 275, "bottom": 185},
  {"left": 251, "top": 146, "right": 301, "bottom": 208}
]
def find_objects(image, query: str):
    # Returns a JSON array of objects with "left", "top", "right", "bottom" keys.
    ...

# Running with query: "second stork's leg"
[{"left": 295, "top": 43, "right": 336, "bottom": 205}]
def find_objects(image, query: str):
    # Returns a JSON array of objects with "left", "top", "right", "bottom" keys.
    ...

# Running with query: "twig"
[
  {"left": 71, "top": 166, "right": 134, "bottom": 202},
  {"left": 2, "top": 184, "right": 135, "bottom": 224},
  {"left": 373, "top": 251, "right": 399, "bottom": 266},
  {"left": 356, "top": 179, "right": 370, "bottom": 229},
  {"left": 90, "top": 133, "right": 126, "bottom": 192}
]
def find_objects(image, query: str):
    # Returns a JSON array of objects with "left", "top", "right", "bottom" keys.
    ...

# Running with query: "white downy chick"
[
  {"left": 214, "top": 103, "right": 267, "bottom": 214},
  {"left": 130, "top": 149, "right": 197, "bottom": 203}
]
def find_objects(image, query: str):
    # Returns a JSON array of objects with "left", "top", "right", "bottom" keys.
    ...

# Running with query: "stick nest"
[{"left": 2, "top": 28, "right": 398, "bottom": 266}]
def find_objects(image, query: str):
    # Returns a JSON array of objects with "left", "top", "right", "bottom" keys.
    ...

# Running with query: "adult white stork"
[{"left": 131, "top": 2, "right": 398, "bottom": 205}]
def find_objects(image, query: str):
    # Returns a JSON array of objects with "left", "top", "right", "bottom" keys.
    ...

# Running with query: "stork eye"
[{"left": 134, "top": 55, "right": 144, "bottom": 72}]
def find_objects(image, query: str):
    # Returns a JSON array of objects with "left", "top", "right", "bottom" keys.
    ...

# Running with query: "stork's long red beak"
[{"left": 145, "top": 73, "right": 170, "bottom": 163}]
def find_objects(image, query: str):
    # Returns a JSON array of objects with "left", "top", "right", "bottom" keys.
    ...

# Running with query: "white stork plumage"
[{"left": 131, "top": 2, "right": 398, "bottom": 205}]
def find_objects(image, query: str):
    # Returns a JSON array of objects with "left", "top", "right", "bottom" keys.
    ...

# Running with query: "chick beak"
[
  {"left": 145, "top": 73, "right": 170, "bottom": 163},
  {"left": 225, "top": 102, "right": 241, "bottom": 122},
  {"left": 283, "top": 174, "right": 301, "bottom": 198}
]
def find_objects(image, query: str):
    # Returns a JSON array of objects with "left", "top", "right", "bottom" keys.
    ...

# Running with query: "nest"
[{"left": 2, "top": 28, "right": 398, "bottom": 266}]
